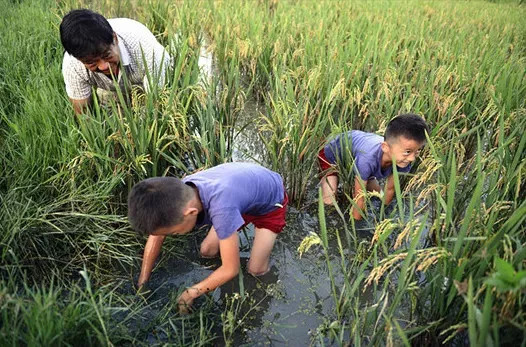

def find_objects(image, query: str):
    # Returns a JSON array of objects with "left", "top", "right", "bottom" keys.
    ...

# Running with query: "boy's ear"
[
  {"left": 381, "top": 141, "right": 390, "bottom": 153},
  {"left": 183, "top": 207, "right": 199, "bottom": 216}
]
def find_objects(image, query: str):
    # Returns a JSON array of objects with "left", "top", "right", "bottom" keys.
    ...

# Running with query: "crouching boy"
[
  {"left": 128, "top": 162, "right": 288, "bottom": 313},
  {"left": 319, "top": 113, "right": 429, "bottom": 220}
]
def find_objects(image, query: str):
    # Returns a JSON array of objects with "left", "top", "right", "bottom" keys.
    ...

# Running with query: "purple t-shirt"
[
  {"left": 182, "top": 163, "right": 285, "bottom": 240},
  {"left": 324, "top": 130, "right": 411, "bottom": 180}
]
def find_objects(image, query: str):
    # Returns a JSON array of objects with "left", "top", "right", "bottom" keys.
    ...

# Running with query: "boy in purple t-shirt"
[
  {"left": 128, "top": 162, "right": 288, "bottom": 313},
  {"left": 318, "top": 114, "right": 429, "bottom": 220}
]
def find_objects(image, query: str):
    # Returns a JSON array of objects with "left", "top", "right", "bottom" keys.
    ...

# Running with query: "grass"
[
  {"left": 308, "top": 119, "right": 526, "bottom": 344},
  {"left": 0, "top": 269, "right": 116, "bottom": 346},
  {"left": 1, "top": 0, "right": 525, "bottom": 344}
]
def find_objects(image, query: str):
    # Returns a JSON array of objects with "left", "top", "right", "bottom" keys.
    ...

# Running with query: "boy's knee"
[
  {"left": 247, "top": 262, "right": 270, "bottom": 277},
  {"left": 200, "top": 243, "right": 219, "bottom": 258},
  {"left": 322, "top": 195, "right": 334, "bottom": 205}
]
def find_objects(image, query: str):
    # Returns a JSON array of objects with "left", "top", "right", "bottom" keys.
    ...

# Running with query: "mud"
[{"left": 118, "top": 46, "right": 429, "bottom": 345}]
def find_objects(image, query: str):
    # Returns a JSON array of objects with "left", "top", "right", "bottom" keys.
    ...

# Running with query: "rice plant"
[{"left": 1, "top": 0, "right": 525, "bottom": 344}]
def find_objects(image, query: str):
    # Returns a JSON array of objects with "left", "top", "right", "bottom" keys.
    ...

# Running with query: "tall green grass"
[
  {"left": 0, "top": 271, "right": 115, "bottom": 346},
  {"left": 307, "top": 117, "right": 526, "bottom": 344},
  {"left": 203, "top": 0, "right": 525, "bottom": 204},
  {"left": 200, "top": 0, "right": 526, "bottom": 344},
  {"left": 1, "top": 0, "right": 525, "bottom": 344},
  {"left": 0, "top": 0, "right": 229, "bottom": 343}
]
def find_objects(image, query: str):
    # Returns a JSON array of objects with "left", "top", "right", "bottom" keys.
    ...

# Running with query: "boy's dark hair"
[
  {"left": 60, "top": 9, "right": 114, "bottom": 59},
  {"left": 128, "top": 177, "right": 194, "bottom": 235},
  {"left": 385, "top": 113, "right": 429, "bottom": 144}
]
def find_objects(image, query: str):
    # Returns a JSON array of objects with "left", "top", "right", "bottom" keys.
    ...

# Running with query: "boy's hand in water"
[
  {"left": 176, "top": 233, "right": 240, "bottom": 314},
  {"left": 177, "top": 288, "right": 199, "bottom": 314},
  {"left": 136, "top": 284, "right": 150, "bottom": 296}
]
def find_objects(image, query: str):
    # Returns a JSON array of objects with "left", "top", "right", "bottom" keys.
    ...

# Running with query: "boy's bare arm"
[
  {"left": 137, "top": 234, "right": 166, "bottom": 288},
  {"left": 366, "top": 179, "right": 382, "bottom": 193},
  {"left": 384, "top": 175, "right": 395, "bottom": 205},
  {"left": 177, "top": 232, "right": 240, "bottom": 311},
  {"left": 352, "top": 177, "right": 366, "bottom": 220}
]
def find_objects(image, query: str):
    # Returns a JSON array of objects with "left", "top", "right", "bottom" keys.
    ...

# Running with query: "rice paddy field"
[{"left": 1, "top": 0, "right": 525, "bottom": 345}]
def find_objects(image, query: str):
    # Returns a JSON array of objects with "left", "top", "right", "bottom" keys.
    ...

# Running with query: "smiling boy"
[
  {"left": 319, "top": 114, "right": 429, "bottom": 219},
  {"left": 128, "top": 163, "right": 288, "bottom": 313}
]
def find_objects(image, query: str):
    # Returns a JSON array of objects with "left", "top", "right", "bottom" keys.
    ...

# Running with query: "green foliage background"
[{"left": 0, "top": 0, "right": 524, "bottom": 345}]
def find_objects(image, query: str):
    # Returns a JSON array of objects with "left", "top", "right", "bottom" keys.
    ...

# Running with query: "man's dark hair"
[
  {"left": 128, "top": 177, "right": 194, "bottom": 235},
  {"left": 60, "top": 9, "right": 114, "bottom": 59},
  {"left": 385, "top": 113, "right": 429, "bottom": 144}
]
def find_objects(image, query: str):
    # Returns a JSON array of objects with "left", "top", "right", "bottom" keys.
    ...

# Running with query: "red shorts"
[
  {"left": 318, "top": 148, "right": 338, "bottom": 178},
  {"left": 239, "top": 191, "right": 288, "bottom": 234}
]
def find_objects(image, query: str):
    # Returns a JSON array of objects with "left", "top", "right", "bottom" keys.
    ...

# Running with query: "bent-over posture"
[
  {"left": 319, "top": 114, "right": 429, "bottom": 219},
  {"left": 60, "top": 9, "right": 171, "bottom": 114},
  {"left": 128, "top": 162, "right": 288, "bottom": 313}
]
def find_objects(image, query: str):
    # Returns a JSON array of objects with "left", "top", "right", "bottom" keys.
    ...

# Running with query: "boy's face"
[
  {"left": 151, "top": 212, "right": 198, "bottom": 236},
  {"left": 382, "top": 136, "right": 425, "bottom": 168}
]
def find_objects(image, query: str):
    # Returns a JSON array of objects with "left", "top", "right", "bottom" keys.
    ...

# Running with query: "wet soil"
[{"left": 117, "top": 47, "right": 429, "bottom": 345}]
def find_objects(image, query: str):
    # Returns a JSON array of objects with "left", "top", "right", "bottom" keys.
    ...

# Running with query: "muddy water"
[
  {"left": 137, "top": 204, "right": 366, "bottom": 345},
  {"left": 121, "top": 94, "right": 430, "bottom": 345},
  {"left": 127, "top": 95, "right": 365, "bottom": 344},
  {"left": 230, "top": 208, "right": 345, "bottom": 345},
  {"left": 122, "top": 47, "right": 428, "bottom": 344},
  {"left": 228, "top": 97, "right": 371, "bottom": 345}
]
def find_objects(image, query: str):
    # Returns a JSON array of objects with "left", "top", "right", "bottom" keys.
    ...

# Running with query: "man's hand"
[
  {"left": 70, "top": 97, "right": 91, "bottom": 115},
  {"left": 176, "top": 233, "right": 241, "bottom": 314},
  {"left": 352, "top": 177, "right": 367, "bottom": 220}
]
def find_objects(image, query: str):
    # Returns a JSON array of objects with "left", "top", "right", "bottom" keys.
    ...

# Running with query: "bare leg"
[
  {"left": 367, "top": 178, "right": 381, "bottom": 192},
  {"left": 200, "top": 226, "right": 220, "bottom": 258},
  {"left": 247, "top": 227, "right": 278, "bottom": 276},
  {"left": 321, "top": 175, "right": 339, "bottom": 205}
]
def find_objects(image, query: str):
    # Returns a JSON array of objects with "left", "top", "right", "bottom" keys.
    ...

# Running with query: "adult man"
[{"left": 60, "top": 9, "right": 171, "bottom": 114}]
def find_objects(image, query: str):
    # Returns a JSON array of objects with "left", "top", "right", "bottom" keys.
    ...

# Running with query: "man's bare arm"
[
  {"left": 70, "top": 97, "right": 91, "bottom": 115},
  {"left": 137, "top": 234, "right": 166, "bottom": 287}
]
